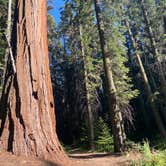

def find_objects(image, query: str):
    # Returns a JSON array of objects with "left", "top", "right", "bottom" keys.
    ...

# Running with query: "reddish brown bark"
[{"left": 0, "top": 0, "right": 69, "bottom": 165}]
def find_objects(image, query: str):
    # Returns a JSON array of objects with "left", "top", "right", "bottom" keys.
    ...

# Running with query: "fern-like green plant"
[{"left": 131, "top": 141, "right": 166, "bottom": 166}]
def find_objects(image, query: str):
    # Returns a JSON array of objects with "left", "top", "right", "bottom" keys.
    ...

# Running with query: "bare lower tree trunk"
[
  {"left": 79, "top": 24, "right": 95, "bottom": 151},
  {"left": 125, "top": 19, "right": 166, "bottom": 138},
  {"left": 0, "top": 0, "right": 69, "bottom": 165},
  {"left": 94, "top": 0, "right": 125, "bottom": 152}
]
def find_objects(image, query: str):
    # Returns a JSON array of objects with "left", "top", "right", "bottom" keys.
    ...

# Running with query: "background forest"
[{"left": 0, "top": 0, "right": 166, "bottom": 165}]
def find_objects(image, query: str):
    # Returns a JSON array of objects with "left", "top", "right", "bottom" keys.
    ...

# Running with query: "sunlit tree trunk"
[
  {"left": 0, "top": 0, "right": 69, "bottom": 165},
  {"left": 141, "top": 1, "right": 165, "bottom": 84},
  {"left": 125, "top": 19, "right": 166, "bottom": 138},
  {"left": 94, "top": 0, "right": 125, "bottom": 152},
  {"left": 2, "top": 0, "right": 13, "bottom": 86},
  {"left": 141, "top": 0, "right": 166, "bottom": 123}
]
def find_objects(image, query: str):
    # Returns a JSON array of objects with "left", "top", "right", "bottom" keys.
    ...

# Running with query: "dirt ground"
[
  {"left": 0, "top": 151, "right": 140, "bottom": 166},
  {"left": 70, "top": 152, "right": 140, "bottom": 166}
]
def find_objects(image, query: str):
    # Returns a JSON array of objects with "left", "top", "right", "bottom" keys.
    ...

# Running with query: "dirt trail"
[
  {"left": 0, "top": 152, "right": 56, "bottom": 166},
  {"left": 0, "top": 151, "right": 140, "bottom": 166},
  {"left": 70, "top": 152, "right": 140, "bottom": 166}
]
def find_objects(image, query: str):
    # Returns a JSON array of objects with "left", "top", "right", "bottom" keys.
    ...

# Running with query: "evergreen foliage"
[
  {"left": 95, "top": 117, "right": 113, "bottom": 152},
  {"left": 131, "top": 141, "right": 166, "bottom": 166},
  {"left": 46, "top": 0, "right": 166, "bottom": 150},
  {"left": 80, "top": 122, "right": 89, "bottom": 148},
  {"left": 101, "top": 0, "right": 139, "bottom": 108},
  {"left": 80, "top": 117, "right": 113, "bottom": 152},
  {"left": 0, "top": 0, "right": 166, "bottom": 164}
]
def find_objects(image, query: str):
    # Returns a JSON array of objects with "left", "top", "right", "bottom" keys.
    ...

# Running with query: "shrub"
[
  {"left": 95, "top": 117, "right": 113, "bottom": 152},
  {"left": 80, "top": 117, "right": 114, "bottom": 152},
  {"left": 80, "top": 122, "right": 89, "bottom": 148},
  {"left": 131, "top": 141, "right": 166, "bottom": 166}
]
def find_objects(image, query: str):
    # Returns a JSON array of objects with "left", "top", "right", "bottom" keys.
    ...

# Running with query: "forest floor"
[
  {"left": 0, "top": 150, "right": 140, "bottom": 166},
  {"left": 70, "top": 151, "right": 140, "bottom": 166}
]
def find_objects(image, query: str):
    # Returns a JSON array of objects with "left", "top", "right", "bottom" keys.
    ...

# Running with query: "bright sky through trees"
[{"left": 49, "top": 0, "right": 64, "bottom": 24}]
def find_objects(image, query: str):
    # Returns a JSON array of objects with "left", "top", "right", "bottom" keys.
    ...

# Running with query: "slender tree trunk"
[
  {"left": 2, "top": 0, "right": 13, "bottom": 86},
  {"left": 164, "top": 16, "right": 166, "bottom": 34},
  {"left": 125, "top": 19, "right": 166, "bottom": 138},
  {"left": 0, "top": 0, "right": 69, "bottom": 165},
  {"left": 141, "top": 0, "right": 166, "bottom": 123},
  {"left": 94, "top": 0, "right": 125, "bottom": 152},
  {"left": 141, "top": 0, "right": 165, "bottom": 84},
  {"left": 79, "top": 24, "right": 95, "bottom": 151}
]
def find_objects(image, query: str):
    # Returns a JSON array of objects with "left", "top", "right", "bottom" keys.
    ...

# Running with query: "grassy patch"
[{"left": 131, "top": 141, "right": 166, "bottom": 166}]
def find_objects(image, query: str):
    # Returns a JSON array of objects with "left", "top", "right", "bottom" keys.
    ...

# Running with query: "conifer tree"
[
  {"left": 93, "top": 0, "right": 139, "bottom": 152},
  {"left": 125, "top": 19, "right": 166, "bottom": 138},
  {"left": 94, "top": 0, "right": 127, "bottom": 152}
]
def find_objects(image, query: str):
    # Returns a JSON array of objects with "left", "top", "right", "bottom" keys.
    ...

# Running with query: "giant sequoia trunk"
[
  {"left": 94, "top": 0, "right": 125, "bottom": 152},
  {"left": 125, "top": 19, "right": 166, "bottom": 138},
  {"left": 0, "top": 0, "right": 69, "bottom": 165}
]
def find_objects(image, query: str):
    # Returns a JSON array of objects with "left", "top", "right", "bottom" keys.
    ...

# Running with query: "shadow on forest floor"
[
  {"left": 69, "top": 151, "right": 141, "bottom": 166},
  {"left": 40, "top": 160, "right": 62, "bottom": 166},
  {"left": 69, "top": 152, "right": 121, "bottom": 159}
]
